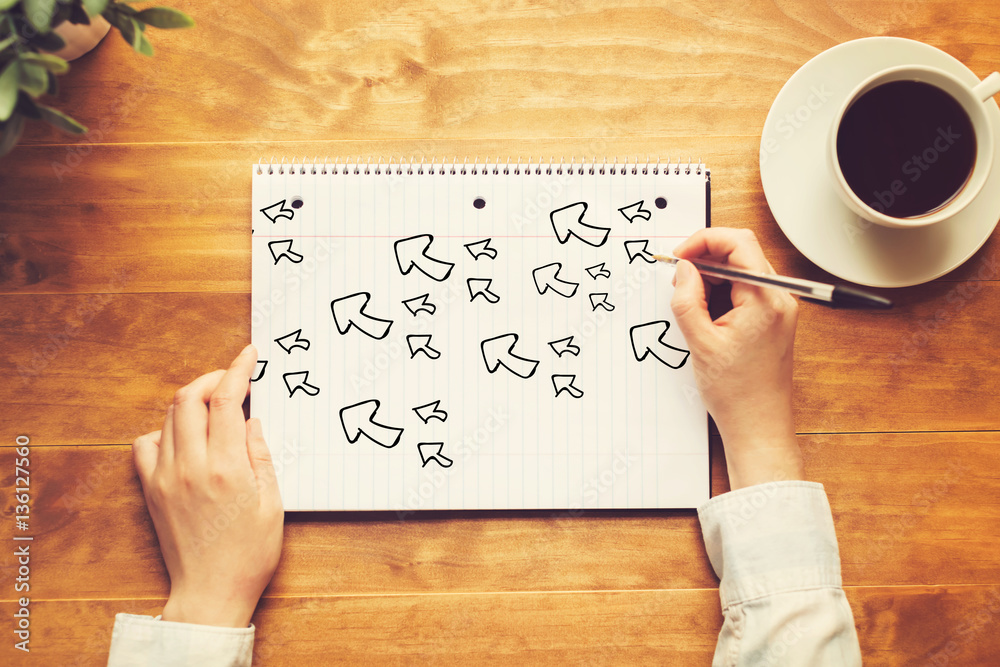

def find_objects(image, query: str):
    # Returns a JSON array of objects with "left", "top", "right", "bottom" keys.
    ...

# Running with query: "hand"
[
  {"left": 132, "top": 344, "right": 283, "bottom": 627},
  {"left": 669, "top": 229, "right": 804, "bottom": 490}
]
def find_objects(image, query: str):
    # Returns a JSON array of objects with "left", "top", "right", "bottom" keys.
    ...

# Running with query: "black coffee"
[{"left": 836, "top": 80, "right": 976, "bottom": 218}]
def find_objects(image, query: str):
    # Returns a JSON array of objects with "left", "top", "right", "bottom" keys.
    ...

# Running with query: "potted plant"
[{"left": 0, "top": 1, "right": 193, "bottom": 157}]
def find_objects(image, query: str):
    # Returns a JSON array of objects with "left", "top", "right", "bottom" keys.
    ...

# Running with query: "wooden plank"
[
  {"left": 3, "top": 585, "right": 999, "bottom": 665},
  {"left": 1, "top": 140, "right": 996, "bottom": 295},
  {"left": 3, "top": 433, "right": 995, "bottom": 602},
  {"left": 2, "top": 284, "right": 998, "bottom": 441},
  {"left": 9, "top": 1, "right": 1000, "bottom": 147}
]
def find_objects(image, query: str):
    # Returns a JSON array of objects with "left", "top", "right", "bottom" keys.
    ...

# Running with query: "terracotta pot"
[{"left": 49, "top": 16, "right": 112, "bottom": 61}]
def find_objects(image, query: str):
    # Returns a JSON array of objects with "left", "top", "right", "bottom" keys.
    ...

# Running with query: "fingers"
[
  {"left": 672, "top": 228, "right": 772, "bottom": 274},
  {"left": 132, "top": 430, "right": 161, "bottom": 485},
  {"left": 670, "top": 259, "right": 715, "bottom": 345},
  {"left": 159, "top": 405, "right": 175, "bottom": 466},
  {"left": 207, "top": 345, "right": 258, "bottom": 456},
  {"left": 172, "top": 368, "right": 227, "bottom": 463},
  {"left": 246, "top": 418, "right": 283, "bottom": 513}
]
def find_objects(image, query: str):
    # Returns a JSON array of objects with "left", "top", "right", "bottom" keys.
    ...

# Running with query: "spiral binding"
[{"left": 256, "top": 156, "right": 706, "bottom": 177}]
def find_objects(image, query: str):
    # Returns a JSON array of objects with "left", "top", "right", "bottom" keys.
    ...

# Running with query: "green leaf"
[
  {"left": 0, "top": 34, "right": 18, "bottom": 53},
  {"left": 82, "top": 0, "right": 109, "bottom": 16},
  {"left": 135, "top": 25, "right": 153, "bottom": 56},
  {"left": 69, "top": 3, "right": 92, "bottom": 25},
  {"left": 129, "top": 16, "right": 142, "bottom": 51},
  {"left": 37, "top": 103, "right": 87, "bottom": 133},
  {"left": 28, "top": 29, "right": 65, "bottom": 51},
  {"left": 15, "top": 91, "right": 41, "bottom": 118},
  {"left": 20, "top": 52, "right": 70, "bottom": 75},
  {"left": 0, "top": 0, "right": 20, "bottom": 11},
  {"left": 0, "top": 61, "right": 17, "bottom": 121},
  {"left": 24, "top": 0, "right": 58, "bottom": 33},
  {"left": 0, "top": 112, "right": 25, "bottom": 158},
  {"left": 18, "top": 61, "right": 49, "bottom": 97},
  {"left": 134, "top": 7, "right": 194, "bottom": 29},
  {"left": 107, "top": 9, "right": 136, "bottom": 48}
]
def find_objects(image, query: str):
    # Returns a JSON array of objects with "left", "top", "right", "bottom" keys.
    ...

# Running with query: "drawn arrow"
[
  {"left": 624, "top": 239, "right": 657, "bottom": 264},
  {"left": 552, "top": 374, "right": 584, "bottom": 398},
  {"left": 413, "top": 400, "right": 448, "bottom": 424},
  {"left": 464, "top": 238, "right": 498, "bottom": 260},
  {"left": 589, "top": 293, "right": 615, "bottom": 312},
  {"left": 407, "top": 334, "right": 441, "bottom": 360},
  {"left": 274, "top": 329, "right": 310, "bottom": 354},
  {"left": 618, "top": 200, "right": 652, "bottom": 224},
  {"left": 586, "top": 262, "right": 611, "bottom": 280},
  {"left": 340, "top": 399, "right": 403, "bottom": 449},
  {"left": 402, "top": 294, "right": 436, "bottom": 316},
  {"left": 630, "top": 321, "right": 691, "bottom": 369},
  {"left": 548, "top": 336, "right": 581, "bottom": 358},
  {"left": 250, "top": 360, "right": 267, "bottom": 382},
  {"left": 283, "top": 371, "right": 320, "bottom": 397},
  {"left": 481, "top": 333, "right": 539, "bottom": 379},
  {"left": 331, "top": 292, "right": 393, "bottom": 340},
  {"left": 550, "top": 202, "right": 611, "bottom": 247},
  {"left": 261, "top": 199, "right": 295, "bottom": 223},
  {"left": 467, "top": 277, "right": 500, "bottom": 304},
  {"left": 268, "top": 239, "right": 303, "bottom": 265},
  {"left": 532, "top": 262, "right": 579, "bottom": 298},
  {"left": 417, "top": 442, "right": 454, "bottom": 468},
  {"left": 394, "top": 234, "right": 455, "bottom": 282}
]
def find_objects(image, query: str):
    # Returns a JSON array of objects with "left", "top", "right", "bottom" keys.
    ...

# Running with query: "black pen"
[{"left": 654, "top": 255, "right": 893, "bottom": 309}]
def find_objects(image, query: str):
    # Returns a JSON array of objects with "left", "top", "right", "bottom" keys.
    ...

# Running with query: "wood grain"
[
  {"left": 1, "top": 0, "right": 999, "bottom": 662},
  {"left": 3, "top": 584, "right": 1000, "bottom": 666},
  {"left": 3, "top": 433, "right": 995, "bottom": 604}
]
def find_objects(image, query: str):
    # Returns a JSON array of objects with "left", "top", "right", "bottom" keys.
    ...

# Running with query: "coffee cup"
[{"left": 828, "top": 65, "right": 1000, "bottom": 229}]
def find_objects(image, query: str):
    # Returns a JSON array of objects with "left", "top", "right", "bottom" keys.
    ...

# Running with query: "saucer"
[{"left": 759, "top": 37, "right": 1000, "bottom": 287}]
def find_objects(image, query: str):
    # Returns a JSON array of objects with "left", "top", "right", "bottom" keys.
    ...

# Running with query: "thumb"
[
  {"left": 670, "top": 259, "right": 714, "bottom": 343},
  {"left": 246, "top": 418, "right": 282, "bottom": 510},
  {"left": 132, "top": 430, "right": 160, "bottom": 485}
]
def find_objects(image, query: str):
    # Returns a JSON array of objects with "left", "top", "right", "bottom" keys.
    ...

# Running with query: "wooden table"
[{"left": 2, "top": 1, "right": 999, "bottom": 664}]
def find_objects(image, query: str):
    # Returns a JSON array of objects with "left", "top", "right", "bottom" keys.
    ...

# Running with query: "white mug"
[{"left": 828, "top": 65, "right": 1000, "bottom": 229}]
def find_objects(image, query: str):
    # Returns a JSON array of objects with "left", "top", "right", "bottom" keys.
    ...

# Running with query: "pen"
[{"left": 652, "top": 255, "right": 893, "bottom": 309}]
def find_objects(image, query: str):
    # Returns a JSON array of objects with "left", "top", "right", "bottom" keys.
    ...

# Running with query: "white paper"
[{"left": 251, "top": 162, "right": 710, "bottom": 511}]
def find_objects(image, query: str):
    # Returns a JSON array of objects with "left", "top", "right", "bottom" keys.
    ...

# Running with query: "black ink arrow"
[
  {"left": 261, "top": 199, "right": 295, "bottom": 223},
  {"left": 402, "top": 294, "right": 436, "bottom": 316},
  {"left": 331, "top": 292, "right": 393, "bottom": 340},
  {"left": 407, "top": 334, "right": 441, "bottom": 360},
  {"left": 467, "top": 278, "right": 500, "bottom": 304},
  {"left": 586, "top": 262, "right": 611, "bottom": 280},
  {"left": 250, "top": 360, "right": 267, "bottom": 382},
  {"left": 340, "top": 399, "right": 403, "bottom": 449},
  {"left": 464, "top": 238, "right": 498, "bottom": 260},
  {"left": 618, "top": 200, "right": 651, "bottom": 223},
  {"left": 548, "top": 336, "right": 581, "bottom": 358},
  {"left": 552, "top": 374, "right": 584, "bottom": 398},
  {"left": 274, "top": 329, "right": 310, "bottom": 354},
  {"left": 413, "top": 400, "right": 448, "bottom": 424},
  {"left": 624, "top": 239, "right": 657, "bottom": 264},
  {"left": 417, "top": 442, "right": 454, "bottom": 468},
  {"left": 630, "top": 320, "right": 690, "bottom": 369},
  {"left": 533, "top": 262, "right": 579, "bottom": 298},
  {"left": 268, "top": 239, "right": 303, "bottom": 265},
  {"left": 550, "top": 202, "right": 610, "bottom": 247},
  {"left": 481, "top": 333, "right": 539, "bottom": 379},
  {"left": 394, "top": 234, "right": 455, "bottom": 282},
  {"left": 283, "top": 371, "right": 320, "bottom": 397},
  {"left": 589, "top": 293, "right": 614, "bottom": 312}
]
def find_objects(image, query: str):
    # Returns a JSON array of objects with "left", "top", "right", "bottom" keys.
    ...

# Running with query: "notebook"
[{"left": 250, "top": 158, "right": 710, "bottom": 512}]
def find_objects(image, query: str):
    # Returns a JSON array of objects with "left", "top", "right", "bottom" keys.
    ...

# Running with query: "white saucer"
[{"left": 759, "top": 37, "right": 1000, "bottom": 287}]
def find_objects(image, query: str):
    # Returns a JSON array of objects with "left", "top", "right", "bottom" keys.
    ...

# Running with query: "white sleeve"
[
  {"left": 698, "top": 480, "right": 862, "bottom": 666},
  {"left": 107, "top": 613, "right": 254, "bottom": 667}
]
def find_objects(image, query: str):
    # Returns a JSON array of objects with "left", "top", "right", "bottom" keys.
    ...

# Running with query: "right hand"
[{"left": 669, "top": 228, "right": 804, "bottom": 490}]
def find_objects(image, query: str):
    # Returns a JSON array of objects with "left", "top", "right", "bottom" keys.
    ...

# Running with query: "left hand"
[{"left": 132, "top": 344, "right": 284, "bottom": 627}]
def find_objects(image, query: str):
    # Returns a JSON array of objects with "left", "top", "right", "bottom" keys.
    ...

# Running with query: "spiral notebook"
[{"left": 250, "top": 158, "right": 710, "bottom": 512}]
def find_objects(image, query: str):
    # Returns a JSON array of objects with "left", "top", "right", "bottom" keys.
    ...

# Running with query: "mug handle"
[{"left": 974, "top": 72, "right": 1000, "bottom": 102}]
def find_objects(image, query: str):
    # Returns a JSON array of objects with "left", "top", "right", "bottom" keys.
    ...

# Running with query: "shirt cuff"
[
  {"left": 107, "top": 613, "right": 255, "bottom": 667},
  {"left": 697, "top": 480, "right": 843, "bottom": 611}
]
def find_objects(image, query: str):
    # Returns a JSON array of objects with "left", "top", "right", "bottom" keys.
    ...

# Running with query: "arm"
[
  {"left": 108, "top": 345, "right": 284, "bottom": 667},
  {"left": 670, "top": 229, "right": 862, "bottom": 665}
]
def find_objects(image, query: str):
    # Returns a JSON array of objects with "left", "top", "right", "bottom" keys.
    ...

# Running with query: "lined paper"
[{"left": 251, "top": 162, "right": 709, "bottom": 511}]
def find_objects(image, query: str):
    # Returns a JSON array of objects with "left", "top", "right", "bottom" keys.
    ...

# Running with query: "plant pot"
[{"left": 49, "top": 16, "right": 112, "bottom": 61}]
